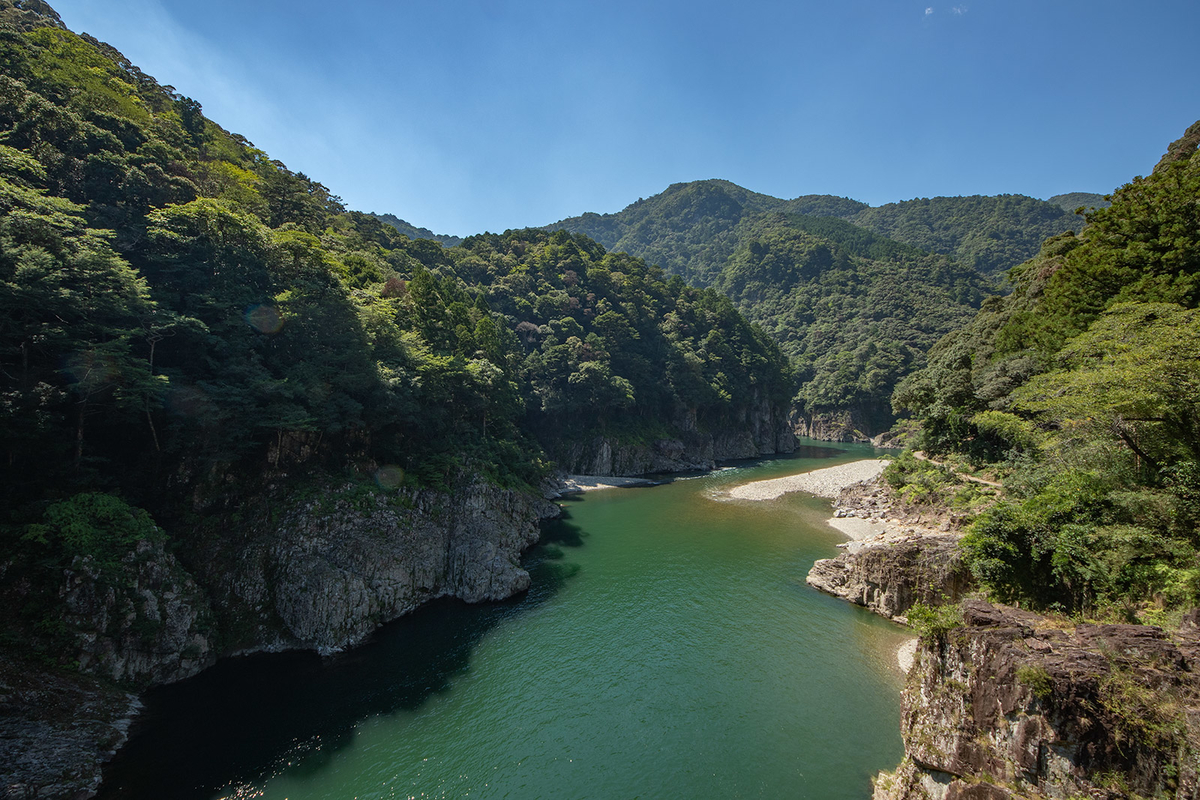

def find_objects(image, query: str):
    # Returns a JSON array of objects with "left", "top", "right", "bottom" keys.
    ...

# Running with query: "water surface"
[{"left": 99, "top": 442, "right": 909, "bottom": 799}]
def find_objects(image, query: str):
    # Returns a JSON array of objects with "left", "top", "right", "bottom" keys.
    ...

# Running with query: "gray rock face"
[
  {"left": 59, "top": 539, "right": 213, "bottom": 685},
  {"left": 552, "top": 396, "right": 795, "bottom": 476},
  {"left": 805, "top": 480, "right": 973, "bottom": 619},
  {"left": 793, "top": 402, "right": 893, "bottom": 443},
  {"left": 195, "top": 480, "right": 559, "bottom": 654},
  {"left": 874, "top": 600, "right": 1200, "bottom": 800},
  {"left": 0, "top": 653, "right": 139, "bottom": 800},
  {"left": 806, "top": 532, "right": 970, "bottom": 620}
]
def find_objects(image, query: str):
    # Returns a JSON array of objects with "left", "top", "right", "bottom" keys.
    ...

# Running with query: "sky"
[{"left": 48, "top": 0, "right": 1200, "bottom": 236}]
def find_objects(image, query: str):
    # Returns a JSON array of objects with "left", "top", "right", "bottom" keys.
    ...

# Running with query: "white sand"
[
  {"left": 561, "top": 475, "right": 657, "bottom": 492},
  {"left": 725, "top": 459, "right": 889, "bottom": 501},
  {"left": 897, "top": 639, "right": 919, "bottom": 673}
]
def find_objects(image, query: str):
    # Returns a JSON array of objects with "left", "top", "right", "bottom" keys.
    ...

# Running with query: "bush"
[
  {"left": 23, "top": 492, "right": 160, "bottom": 568},
  {"left": 906, "top": 601, "right": 963, "bottom": 639}
]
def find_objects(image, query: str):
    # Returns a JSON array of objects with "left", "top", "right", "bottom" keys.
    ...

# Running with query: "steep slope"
[
  {"left": 892, "top": 120, "right": 1200, "bottom": 616},
  {"left": 553, "top": 180, "right": 995, "bottom": 437}
]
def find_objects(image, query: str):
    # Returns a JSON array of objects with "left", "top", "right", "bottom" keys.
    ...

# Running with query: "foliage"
[
  {"left": 554, "top": 180, "right": 997, "bottom": 420},
  {"left": 1099, "top": 667, "right": 1183, "bottom": 752},
  {"left": 906, "top": 601, "right": 963, "bottom": 639},
  {"left": 882, "top": 451, "right": 992, "bottom": 516},
  {"left": 1015, "top": 664, "right": 1053, "bottom": 699},
  {"left": 849, "top": 194, "right": 1085, "bottom": 277},
  {"left": 0, "top": 14, "right": 791, "bottom": 514},
  {"left": 898, "top": 133, "right": 1200, "bottom": 615},
  {"left": 371, "top": 211, "right": 461, "bottom": 247},
  {"left": 23, "top": 491, "right": 158, "bottom": 566}
]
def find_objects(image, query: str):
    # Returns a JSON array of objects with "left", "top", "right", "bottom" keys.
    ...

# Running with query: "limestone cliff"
[
  {"left": 551, "top": 396, "right": 795, "bottom": 475},
  {"left": 187, "top": 479, "right": 560, "bottom": 655},
  {"left": 59, "top": 539, "right": 213, "bottom": 685},
  {"left": 874, "top": 600, "right": 1200, "bottom": 800}
]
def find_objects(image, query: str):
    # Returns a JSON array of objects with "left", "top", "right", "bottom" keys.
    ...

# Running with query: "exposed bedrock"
[
  {"left": 873, "top": 600, "right": 1200, "bottom": 800},
  {"left": 551, "top": 397, "right": 795, "bottom": 476},
  {"left": 806, "top": 531, "right": 971, "bottom": 620},
  {"left": 190, "top": 479, "right": 561, "bottom": 655}
]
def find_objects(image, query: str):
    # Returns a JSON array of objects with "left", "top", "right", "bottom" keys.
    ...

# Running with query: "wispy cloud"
[
  {"left": 925, "top": 7, "right": 934, "bottom": 14},
  {"left": 952, "top": 6, "right": 967, "bottom": 14}
]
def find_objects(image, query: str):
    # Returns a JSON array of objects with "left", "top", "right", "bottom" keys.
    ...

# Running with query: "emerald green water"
[{"left": 98, "top": 443, "right": 910, "bottom": 799}]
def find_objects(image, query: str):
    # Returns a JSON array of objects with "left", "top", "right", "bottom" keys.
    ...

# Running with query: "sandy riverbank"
[
  {"left": 561, "top": 475, "right": 659, "bottom": 492},
  {"left": 725, "top": 459, "right": 890, "bottom": 502}
]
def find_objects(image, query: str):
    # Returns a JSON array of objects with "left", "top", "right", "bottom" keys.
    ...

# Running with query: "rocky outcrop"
[
  {"left": 874, "top": 600, "right": 1200, "bottom": 800},
  {"left": 806, "top": 478, "right": 974, "bottom": 619},
  {"left": 3, "top": 477, "right": 560, "bottom": 799},
  {"left": 552, "top": 397, "right": 795, "bottom": 476},
  {"left": 807, "top": 531, "right": 970, "bottom": 620},
  {"left": 793, "top": 401, "right": 894, "bottom": 443},
  {"left": 189, "top": 479, "right": 560, "bottom": 654},
  {"left": 0, "top": 653, "right": 139, "bottom": 800},
  {"left": 1155, "top": 119, "right": 1200, "bottom": 173},
  {"left": 59, "top": 539, "right": 213, "bottom": 685}
]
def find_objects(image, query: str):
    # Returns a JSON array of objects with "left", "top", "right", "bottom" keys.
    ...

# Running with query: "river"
[{"left": 97, "top": 442, "right": 909, "bottom": 799}]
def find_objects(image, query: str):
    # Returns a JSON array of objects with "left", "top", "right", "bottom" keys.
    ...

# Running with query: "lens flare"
[
  {"left": 374, "top": 465, "right": 405, "bottom": 489},
  {"left": 245, "top": 305, "right": 284, "bottom": 334}
]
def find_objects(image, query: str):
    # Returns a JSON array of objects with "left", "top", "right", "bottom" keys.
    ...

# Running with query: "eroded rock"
[{"left": 873, "top": 599, "right": 1200, "bottom": 800}]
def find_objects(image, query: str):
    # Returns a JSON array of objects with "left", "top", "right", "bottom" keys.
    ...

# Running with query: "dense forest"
[
  {"left": 552, "top": 180, "right": 1007, "bottom": 428},
  {"left": 893, "top": 119, "right": 1200, "bottom": 618},
  {"left": 0, "top": 2, "right": 790, "bottom": 658},
  {"left": 551, "top": 178, "right": 1088, "bottom": 281}
]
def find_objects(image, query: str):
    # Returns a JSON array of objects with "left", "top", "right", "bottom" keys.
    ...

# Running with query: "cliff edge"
[{"left": 875, "top": 600, "right": 1200, "bottom": 800}]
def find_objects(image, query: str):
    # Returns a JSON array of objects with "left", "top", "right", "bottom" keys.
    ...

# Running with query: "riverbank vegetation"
[{"left": 893, "top": 122, "right": 1200, "bottom": 620}]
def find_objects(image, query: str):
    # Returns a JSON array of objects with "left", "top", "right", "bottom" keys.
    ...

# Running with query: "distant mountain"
[
  {"left": 371, "top": 212, "right": 462, "bottom": 247},
  {"left": 551, "top": 179, "right": 1087, "bottom": 281},
  {"left": 1046, "top": 192, "right": 1109, "bottom": 214},
  {"left": 550, "top": 180, "right": 866, "bottom": 286},
  {"left": 849, "top": 194, "right": 1087, "bottom": 277},
  {"left": 552, "top": 180, "right": 994, "bottom": 433}
]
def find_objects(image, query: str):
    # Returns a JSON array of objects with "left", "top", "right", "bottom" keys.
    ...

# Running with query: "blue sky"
[{"left": 50, "top": 0, "right": 1200, "bottom": 236}]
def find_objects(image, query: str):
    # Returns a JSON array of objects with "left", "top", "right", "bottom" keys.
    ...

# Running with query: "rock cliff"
[
  {"left": 552, "top": 397, "right": 795, "bottom": 475},
  {"left": 60, "top": 539, "right": 213, "bottom": 685},
  {"left": 5, "top": 477, "right": 559, "bottom": 799},
  {"left": 874, "top": 600, "right": 1200, "bottom": 800},
  {"left": 793, "top": 401, "right": 895, "bottom": 444},
  {"left": 807, "top": 531, "right": 971, "bottom": 620},
  {"left": 0, "top": 654, "right": 139, "bottom": 800},
  {"left": 806, "top": 478, "right": 974, "bottom": 619},
  {"left": 188, "top": 479, "right": 560, "bottom": 655}
]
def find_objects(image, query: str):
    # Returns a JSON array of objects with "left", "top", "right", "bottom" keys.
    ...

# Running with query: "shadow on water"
[{"left": 96, "top": 515, "right": 586, "bottom": 800}]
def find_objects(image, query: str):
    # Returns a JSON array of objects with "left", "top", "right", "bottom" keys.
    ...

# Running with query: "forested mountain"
[
  {"left": 0, "top": 1, "right": 792, "bottom": 672},
  {"left": 849, "top": 194, "right": 1087, "bottom": 277},
  {"left": 709, "top": 213, "right": 986, "bottom": 429},
  {"left": 893, "top": 121, "right": 1200, "bottom": 617},
  {"left": 371, "top": 211, "right": 462, "bottom": 247},
  {"left": 551, "top": 180, "right": 999, "bottom": 433},
  {"left": 551, "top": 179, "right": 1089, "bottom": 280}
]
